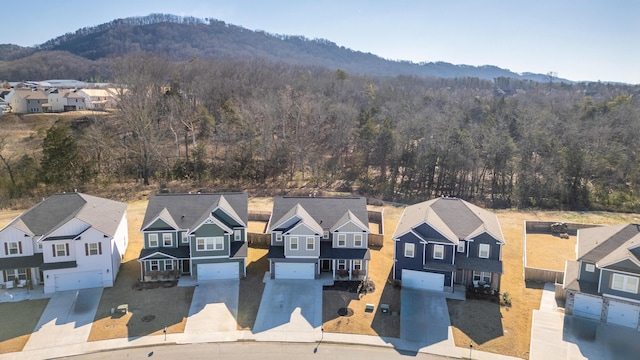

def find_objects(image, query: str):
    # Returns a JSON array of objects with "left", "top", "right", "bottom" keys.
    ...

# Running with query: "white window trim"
[
  {"left": 275, "top": 232, "right": 282, "bottom": 242},
  {"left": 306, "top": 237, "right": 315, "bottom": 250},
  {"left": 163, "top": 233, "right": 173, "bottom": 246},
  {"left": 457, "top": 241, "right": 465, "bottom": 253},
  {"left": 353, "top": 259, "right": 362, "bottom": 270},
  {"left": 323, "top": 230, "right": 329, "bottom": 239},
  {"left": 8, "top": 241, "right": 20, "bottom": 255},
  {"left": 181, "top": 231, "right": 189, "bottom": 244},
  {"left": 150, "top": 260, "right": 159, "bottom": 271},
  {"left": 234, "top": 229, "right": 242, "bottom": 241},
  {"left": 404, "top": 243, "right": 415, "bottom": 258},
  {"left": 354, "top": 234, "right": 363, "bottom": 247},
  {"left": 337, "top": 259, "right": 346, "bottom": 270},
  {"left": 433, "top": 244, "right": 444, "bottom": 260},
  {"left": 290, "top": 237, "right": 299, "bottom": 251},
  {"left": 612, "top": 273, "right": 639, "bottom": 294},
  {"left": 214, "top": 237, "right": 224, "bottom": 250},
  {"left": 585, "top": 263, "right": 595, "bottom": 272},
  {"left": 88, "top": 243, "right": 99, "bottom": 256},
  {"left": 337, "top": 234, "right": 346, "bottom": 247},
  {"left": 56, "top": 243, "right": 68, "bottom": 257},
  {"left": 196, "top": 237, "right": 224, "bottom": 251},
  {"left": 148, "top": 233, "right": 159, "bottom": 247},
  {"left": 473, "top": 271, "right": 492, "bottom": 283},
  {"left": 479, "top": 244, "right": 490, "bottom": 259}
]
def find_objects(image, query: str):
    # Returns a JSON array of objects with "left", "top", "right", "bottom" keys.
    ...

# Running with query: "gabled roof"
[
  {"left": 268, "top": 196, "right": 369, "bottom": 233},
  {"left": 269, "top": 203, "right": 323, "bottom": 234},
  {"left": 12, "top": 89, "right": 48, "bottom": 100},
  {"left": 140, "top": 193, "right": 248, "bottom": 232},
  {"left": 393, "top": 197, "right": 505, "bottom": 244},
  {"left": 330, "top": 210, "right": 369, "bottom": 233},
  {"left": 577, "top": 224, "right": 640, "bottom": 268},
  {"left": 1, "top": 193, "right": 126, "bottom": 239}
]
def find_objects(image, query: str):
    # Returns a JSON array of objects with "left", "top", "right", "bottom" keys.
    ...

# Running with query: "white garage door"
[
  {"left": 54, "top": 271, "right": 103, "bottom": 292},
  {"left": 275, "top": 262, "right": 315, "bottom": 279},
  {"left": 401, "top": 269, "right": 444, "bottom": 291},
  {"left": 573, "top": 293, "right": 603, "bottom": 320},
  {"left": 197, "top": 263, "right": 239, "bottom": 280},
  {"left": 607, "top": 300, "right": 640, "bottom": 329}
]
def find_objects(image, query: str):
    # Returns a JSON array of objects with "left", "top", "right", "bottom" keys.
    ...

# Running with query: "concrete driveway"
[
  {"left": 252, "top": 279, "right": 323, "bottom": 342},
  {"left": 531, "top": 283, "right": 640, "bottom": 360},
  {"left": 23, "top": 287, "right": 102, "bottom": 350},
  {"left": 400, "top": 288, "right": 454, "bottom": 349},
  {"left": 184, "top": 279, "right": 239, "bottom": 338}
]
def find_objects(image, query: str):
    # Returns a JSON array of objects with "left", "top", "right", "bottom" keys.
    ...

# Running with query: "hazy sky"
[{"left": 3, "top": 0, "right": 638, "bottom": 84}]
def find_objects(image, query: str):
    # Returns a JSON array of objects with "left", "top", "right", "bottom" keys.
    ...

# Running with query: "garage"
[
  {"left": 275, "top": 262, "right": 315, "bottom": 279},
  {"left": 607, "top": 300, "right": 640, "bottom": 329},
  {"left": 197, "top": 262, "right": 239, "bottom": 280},
  {"left": 401, "top": 269, "right": 444, "bottom": 291},
  {"left": 54, "top": 271, "right": 103, "bottom": 292},
  {"left": 573, "top": 293, "right": 603, "bottom": 320}
]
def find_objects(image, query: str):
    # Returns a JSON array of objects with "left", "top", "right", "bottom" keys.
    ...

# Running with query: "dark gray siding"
[
  {"left": 600, "top": 269, "right": 640, "bottom": 301},
  {"left": 394, "top": 232, "right": 424, "bottom": 279},
  {"left": 468, "top": 233, "right": 501, "bottom": 260},
  {"left": 579, "top": 261, "right": 600, "bottom": 282}
]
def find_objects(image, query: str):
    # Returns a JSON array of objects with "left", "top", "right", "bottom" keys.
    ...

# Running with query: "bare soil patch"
[{"left": 526, "top": 233, "right": 576, "bottom": 271}]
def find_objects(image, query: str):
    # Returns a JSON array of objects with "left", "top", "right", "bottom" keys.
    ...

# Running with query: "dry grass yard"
[{"left": 525, "top": 233, "right": 576, "bottom": 271}]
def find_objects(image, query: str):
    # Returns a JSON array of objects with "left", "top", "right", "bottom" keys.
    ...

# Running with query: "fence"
[
  {"left": 367, "top": 209, "right": 385, "bottom": 247},
  {"left": 248, "top": 232, "right": 270, "bottom": 246},
  {"left": 248, "top": 210, "right": 271, "bottom": 222},
  {"left": 524, "top": 267, "right": 564, "bottom": 284}
]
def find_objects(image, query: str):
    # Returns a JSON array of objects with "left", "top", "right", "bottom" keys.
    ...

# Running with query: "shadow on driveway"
[
  {"left": 184, "top": 280, "right": 239, "bottom": 334},
  {"left": 562, "top": 315, "right": 640, "bottom": 360}
]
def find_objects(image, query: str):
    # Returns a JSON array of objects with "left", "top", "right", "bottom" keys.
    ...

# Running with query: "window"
[
  {"left": 275, "top": 232, "right": 282, "bottom": 242},
  {"left": 337, "top": 234, "right": 346, "bottom": 247},
  {"left": 7, "top": 241, "right": 21, "bottom": 255},
  {"left": 323, "top": 230, "right": 329, "bottom": 239},
  {"left": 54, "top": 243, "right": 68, "bottom": 257},
  {"left": 290, "top": 237, "right": 298, "bottom": 250},
  {"left": 150, "top": 260, "right": 159, "bottom": 271},
  {"left": 196, "top": 237, "right": 223, "bottom": 251},
  {"left": 479, "top": 244, "right": 490, "bottom": 258},
  {"left": 473, "top": 271, "right": 492, "bottom": 284},
  {"left": 338, "top": 260, "right": 346, "bottom": 270},
  {"left": 148, "top": 234, "right": 159, "bottom": 247},
  {"left": 306, "top": 237, "right": 315, "bottom": 250},
  {"left": 433, "top": 244, "right": 444, "bottom": 260},
  {"left": 612, "top": 273, "right": 639, "bottom": 293},
  {"left": 234, "top": 229, "right": 242, "bottom": 241},
  {"left": 404, "top": 243, "right": 415, "bottom": 258},
  {"left": 181, "top": 231, "right": 189, "bottom": 244},
  {"left": 457, "top": 241, "right": 465, "bottom": 253},
  {"left": 353, "top": 260, "right": 362, "bottom": 270},
  {"left": 163, "top": 233, "right": 173, "bottom": 246},
  {"left": 354, "top": 234, "right": 363, "bottom": 247},
  {"left": 86, "top": 243, "right": 102, "bottom": 256},
  {"left": 585, "top": 263, "right": 595, "bottom": 272},
  {"left": 164, "top": 260, "right": 173, "bottom": 270}
]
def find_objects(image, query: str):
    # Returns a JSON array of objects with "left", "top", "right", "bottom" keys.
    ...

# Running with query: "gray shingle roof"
[
  {"left": 577, "top": 224, "right": 640, "bottom": 268},
  {"left": 393, "top": 197, "right": 505, "bottom": 244},
  {"left": 141, "top": 193, "right": 248, "bottom": 231},
  {"left": 268, "top": 196, "right": 368, "bottom": 233},
  {"left": 3, "top": 193, "right": 126, "bottom": 238}
]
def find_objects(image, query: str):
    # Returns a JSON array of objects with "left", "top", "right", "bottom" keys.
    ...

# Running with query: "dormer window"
[
  {"left": 354, "top": 234, "right": 363, "bottom": 247},
  {"left": 323, "top": 230, "right": 329, "bottom": 239}
]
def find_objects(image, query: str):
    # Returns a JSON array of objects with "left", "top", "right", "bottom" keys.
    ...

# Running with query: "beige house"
[{"left": 9, "top": 89, "right": 48, "bottom": 113}]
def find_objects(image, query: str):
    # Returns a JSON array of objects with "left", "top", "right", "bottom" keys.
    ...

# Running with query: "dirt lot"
[
  {"left": 525, "top": 233, "right": 576, "bottom": 271},
  {"left": 88, "top": 200, "right": 194, "bottom": 341}
]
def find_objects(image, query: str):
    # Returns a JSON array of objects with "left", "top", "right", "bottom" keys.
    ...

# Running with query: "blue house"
[{"left": 392, "top": 197, "right": 505, "bottom": 292}]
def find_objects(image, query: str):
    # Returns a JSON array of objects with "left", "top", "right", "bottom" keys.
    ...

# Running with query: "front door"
[
  {"left": 321, "top": 259, "right": 332, "bottom": 272},
  {"left": 182, "top": 259, "right": 191, "bottom": 274}
]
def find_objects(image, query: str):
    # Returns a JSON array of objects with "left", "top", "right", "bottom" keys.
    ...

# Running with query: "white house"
[
  {"left": 9, "top": 89, "right": 48, "bottom": 113},
  {"left": 77, "top": 88, "right": 113, "bottom": 110},
  {"left": 45, "top": 89, "right": 87, "bottom": 112},
  {"left": 0, "top": 193, "right": 128, "bottom": 293}
]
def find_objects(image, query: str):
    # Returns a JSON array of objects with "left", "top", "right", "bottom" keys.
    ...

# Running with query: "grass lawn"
[
  {"left": 525, "top": 233, "right": 576, "bottom": 271},
  {"left": 0, "top": 299, "right": 49, "bottom": 354}
]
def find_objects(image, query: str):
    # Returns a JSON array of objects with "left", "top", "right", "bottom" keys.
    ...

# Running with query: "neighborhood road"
[
  {"left": 56, "top": 341, "right": 449, "bottom": 360},
  {"left": 23, "top": 288, "right": 102, "bottom": 351}
]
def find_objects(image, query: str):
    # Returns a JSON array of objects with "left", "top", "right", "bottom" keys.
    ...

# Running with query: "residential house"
[
  {"left": 392, "top": 197, "right": 505, "bottom": 292},
  {"left": 45, "top": 89, "right": 86, "bottom": 112},
  {"left": 267, "top": 196, "right": 370, "bottom": 280},
  {"left": 564, "top": 224, "right": 640, "bottom": 329},
  {"left": 138, "top": 193, "right": 248, "bottom": 281},
  {"left": 0, "top": 193, "right": 128, "bottom": 293},
  {"left": 77, "top": 88, "right": 113, "bottom": 110},
  {"left": 9, "top": 89, "right": 48, "bottom": 113}
]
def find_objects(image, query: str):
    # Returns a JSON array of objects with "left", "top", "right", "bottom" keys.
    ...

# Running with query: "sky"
[{"left": 2, "top": 0, "right": 638, "bottom": 84}]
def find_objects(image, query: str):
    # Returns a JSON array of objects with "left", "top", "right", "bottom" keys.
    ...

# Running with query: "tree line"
[{"left": 1, "top": 52, "right": 639, "bottom": 211}]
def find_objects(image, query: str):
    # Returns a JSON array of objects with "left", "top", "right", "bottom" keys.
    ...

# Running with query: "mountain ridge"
[{"left": 0, "top": 13, "right": 571, "bottom": 83}]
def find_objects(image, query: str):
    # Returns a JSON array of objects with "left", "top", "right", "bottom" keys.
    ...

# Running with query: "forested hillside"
[
  {"left": 0, "top": 14, "right": 567, "bottom": 82},
  {"left": 1, "top": 53, "right": 638, "bottom": 211}
]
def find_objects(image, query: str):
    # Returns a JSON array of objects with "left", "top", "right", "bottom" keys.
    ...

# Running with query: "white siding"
[
  {"left": 48, "top": 218, "right": 90, "bottom": 238},
  {"left": 0, "top": 226, "right": 35, "bottom": 256}
]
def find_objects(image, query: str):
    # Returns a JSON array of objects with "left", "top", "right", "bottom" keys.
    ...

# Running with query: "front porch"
[
  {"left": 0, "top": 283, "right": 51, "bottom": 303},
  {"left": 139, "top": 258, "right": 189, "bottom": 282},
  {"left": 319, "top": 258, "right": 368, "bottom": 281}
]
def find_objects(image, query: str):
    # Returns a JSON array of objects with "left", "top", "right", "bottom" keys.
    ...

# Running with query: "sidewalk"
[{"left": 1, "top": 324, "right": 523, "bottom": 360}]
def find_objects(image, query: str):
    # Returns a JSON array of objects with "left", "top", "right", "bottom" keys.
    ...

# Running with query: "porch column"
[
  {"left": 332, "top": 260, "right": 336, "bottom": 279},
  {"left": 140, "top": 262, "right": 144, "bottom": 282},
  {"left": 348, "top": 260, "right": 352, "bottom": 280},
  {"left": 366, "top": 260, "right": 369, "bottom": 279}
]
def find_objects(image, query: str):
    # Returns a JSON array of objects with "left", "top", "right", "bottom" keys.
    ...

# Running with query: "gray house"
[
  {"left": 392, "top": 197, "right": 505, "bottom": 292},
  {"left": 138, "top": 193, "right": 248, "bottom": 281},
  {"left": 267, "top": 196, "right": 370, "bottom": 280},
  {"left": 564, "top": 224, "right": 640, "bottom": 329}
]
